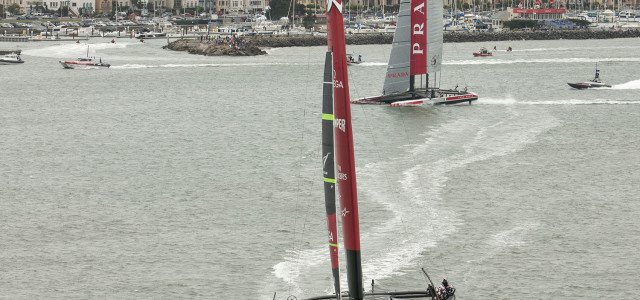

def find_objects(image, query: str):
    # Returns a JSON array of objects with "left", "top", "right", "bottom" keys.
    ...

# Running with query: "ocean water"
[{"left": 1, "top": 36, "right": 640, "bottom": 299}]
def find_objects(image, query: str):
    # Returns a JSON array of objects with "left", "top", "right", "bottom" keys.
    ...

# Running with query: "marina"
[{"left": 1, "top": 19, "right": 640, "bottom": 300}]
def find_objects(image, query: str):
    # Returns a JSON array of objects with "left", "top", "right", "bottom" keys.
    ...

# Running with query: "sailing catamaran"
[
  {"left": 283, "top": 0, "right": 454, "bottom": 299},
  {"left": 351, "top": 0, "right": 478, "bottom": 106}
]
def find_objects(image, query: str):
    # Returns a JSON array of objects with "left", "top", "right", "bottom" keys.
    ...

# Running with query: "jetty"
[{"left": 164, "top": 29, "right": 640, "bottom": 56}]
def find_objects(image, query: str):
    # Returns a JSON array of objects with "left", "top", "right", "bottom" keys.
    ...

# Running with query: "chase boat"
[
  {"left": 473, "top": 47, "right": 493, "bottom": 57},
  {"left": 59, "top": 46, "right": 110, "bottom": 69},
  {"left": 0, "top": 53, "right": 24, "bottom": 65},
  {"left": 568, "top": 65, "right": 611, "bottom": 89},
  {"left": 59, "top": 57, "right": 110, "bottom": 69}
]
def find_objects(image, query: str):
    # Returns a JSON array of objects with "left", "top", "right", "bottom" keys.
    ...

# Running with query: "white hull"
[
  {"left": 59, "top": 61, "right": 110, "bottom": 69},
  {"left": 0, "top": 60, "right": 24, "bottom": 65},
  {"left": 0, "top": 53, "right": 24, "bottom": 64},
  {"left": 389, "top": 92, "right": 479, "bottom": 107}
]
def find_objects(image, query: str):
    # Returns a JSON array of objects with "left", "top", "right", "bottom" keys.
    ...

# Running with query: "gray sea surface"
[{"left": 1, "top": 37, "right": 640, "bottom": 299}]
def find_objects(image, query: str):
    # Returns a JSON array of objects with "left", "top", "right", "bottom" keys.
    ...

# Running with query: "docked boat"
[
  {"left": 568, "top": 65, "right": 611, "bottom": 89},
  {"left": 351, "top": 0, "right": 478, "bottom": 106},
  {"left": 0, "top": 53, "right": 24, "bottom": 65},
  {"left": 135, "top": 31, "right": 167, "bottom": 39},
  {"left": 473, "top": 47, "right": 493, "bottom": 57},
  {"left": 278, "top": 1, "right": 456, "bottom": 299},
  {"left": 59, "top": 46, "right": 110, "bottom": 69}
]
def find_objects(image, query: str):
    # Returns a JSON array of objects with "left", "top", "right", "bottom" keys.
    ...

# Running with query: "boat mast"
[
  {"left": 322, "top": 50, "right": 341, "bottom": 299},
  {"left": 327, "top": 0, "right": 363, "bottom": 298}
]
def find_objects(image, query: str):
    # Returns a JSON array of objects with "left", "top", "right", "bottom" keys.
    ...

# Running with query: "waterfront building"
[
  {"left": 95, "top": 0, "right": 132, "bottom": 15},
  {"left": 1, "top": 0, "right": 95, "bottom": 15},
  {"left": 213, "top": 0, "right": 265, "bottom": 13},
  {"left": 511, "top": 7, "right": 566, "bottom": 20}
]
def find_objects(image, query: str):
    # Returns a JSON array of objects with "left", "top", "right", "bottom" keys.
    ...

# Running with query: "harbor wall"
[
  {"left": 245, "top": 29, "right": 640, "bottom": 47},
  {"left": 164, "top": 29, "right": 640, "bottom": 55}
]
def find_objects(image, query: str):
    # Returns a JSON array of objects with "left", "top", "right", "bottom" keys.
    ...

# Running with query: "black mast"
[{"left": 322, "top": 51, "right": 341, "bottom": 299}]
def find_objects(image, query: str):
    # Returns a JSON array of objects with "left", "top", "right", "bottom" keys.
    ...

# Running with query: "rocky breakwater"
[
  {"left": 247, "top": 33, "right": 393, "bottom": 47},
  {"left": 163, "top": 38, "right": 266, "bottom": 56},
  {"left": 443, "top": 29, "right": 640, "bottom": 43},
  {"left": 163, "top": 34, "right": 394, "bottom": 56},
  {"left": 164, "top": 29, "right": 640, "bottom": 56}
]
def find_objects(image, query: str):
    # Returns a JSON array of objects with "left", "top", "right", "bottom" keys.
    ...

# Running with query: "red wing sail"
[
  {"left": 327, "top": 0, "right": 364, "bottom": 299},
  {"left": 410, "top": 0, "right": 427, "bottom": 75}
]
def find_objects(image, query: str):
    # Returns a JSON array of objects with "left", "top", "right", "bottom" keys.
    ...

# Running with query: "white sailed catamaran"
[
  {"left": 351, "top": 0, "right": 478, "bottom": 106},
  {"left": 280, "top": 0, "right": 456, "bottom": 299}
]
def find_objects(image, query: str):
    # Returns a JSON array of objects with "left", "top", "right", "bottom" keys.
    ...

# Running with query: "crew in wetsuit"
[
  {"left": 428, "top": 284, "right": 437, "bottom": 300},
  {"left": 440, "top": 277, "right": 455, "bottom": 299}
]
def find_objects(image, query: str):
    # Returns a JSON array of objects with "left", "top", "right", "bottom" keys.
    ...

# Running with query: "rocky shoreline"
[
  {"left": 162, "top": 38, "right": 266, "bottom": 56},
  {"left": 165, "top": 29, "right": 640, "bottom": 56}
]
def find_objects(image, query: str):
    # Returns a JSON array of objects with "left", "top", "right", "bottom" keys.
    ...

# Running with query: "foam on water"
[
  {"left": 473, "top": 96, "right": 518, "bottom": 105},
  {"left": 273, "top": 100, "right": 561, "bottom": 296},
  {"left": 111, "top": 62, "right": 301, "bottom": 69},
  {"left": 359, "top": 62, "right": 387, "bottom": 66},
  {"left": 461, "top": 221, "right": 540, "bottom": 286},
  {"left": 389, "top": 104, "right": 558, "bottom": 267},
  {"left": 474, "top": 95, "right": 640, "bottom": 105},
  {"left": 524, "top": 99, "right": 640, "bottom": 105},
  {"left": 611, "top": 79, "right": 640, "bottom": 90},
  {"left": 514, "top": 45, "right": 639, "bottom": 52},
  {"left": 22, "top": 41, "right": 131, "bottom": 58}
]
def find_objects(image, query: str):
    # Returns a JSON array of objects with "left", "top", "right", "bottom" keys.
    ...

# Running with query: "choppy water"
[{"left": 1, "top": 37, "right": 640, "bottom": 299}]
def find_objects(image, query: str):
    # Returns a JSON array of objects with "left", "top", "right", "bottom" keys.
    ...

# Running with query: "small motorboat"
[
  {"left": 59, "top": 57, "right": 110, "bottom": 69},
  {"left": 346, "top": 53, "right": 363, "bottom": 65},
  {"left": 473, "top": 47, "right": 493, "bottom": 57},
  {"left": 0, "top": 52, "right": 24, "bottom": 65},
  {"left": 568, "top": 64, "right": 611, "bottom": 89},
  {"left": 59, "top": 46, "right": 110, "bottom": 69}
]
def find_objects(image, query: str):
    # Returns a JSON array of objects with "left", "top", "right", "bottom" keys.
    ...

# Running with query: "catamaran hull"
[
  {"left": 353, "top": 89, "right": 478, "bottom": 106},
  {"left": 568, "top": 82, "right": 611, "bottom": 89}
]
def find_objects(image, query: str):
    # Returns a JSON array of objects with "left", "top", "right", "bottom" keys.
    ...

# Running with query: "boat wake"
[
  {"left": 111, "top": 62, "right": 300, "bottom": 69},
  {"left": 359, "top": 62, "right": 387, "bottom": 66},
  {"left": 21, "top": 42, "right": 129, "bottom": 58},
  {"left": 461, "top": 221, "right": 540, "bottom": 286},
  {"left": 447, "top": 57, "right": 640, "bottom": 66},
  {"left": 469, "top": 96, "right": 640, "bottom": 105},
  {"left": 471, "top": 96, "right": 517, "bottom": 105},
  {"left": 523, "top": 99, "right": 640, "bottom": 105},
  {"left": 272, "top": 105, "right": 560, "bottom": 297},
  {"left": 611, "top": 79, "right": 640, "bottom": 89},
  {"left": 356, "top": 105, "right": 559, "bottom": 281},
  {"left": 512, "top": 45, "right": 639, "bottom": 53}
]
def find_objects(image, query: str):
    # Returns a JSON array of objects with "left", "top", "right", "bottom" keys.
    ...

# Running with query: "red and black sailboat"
[{"left": 288, "top": 0, "right": 453, "bottom": 299}]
